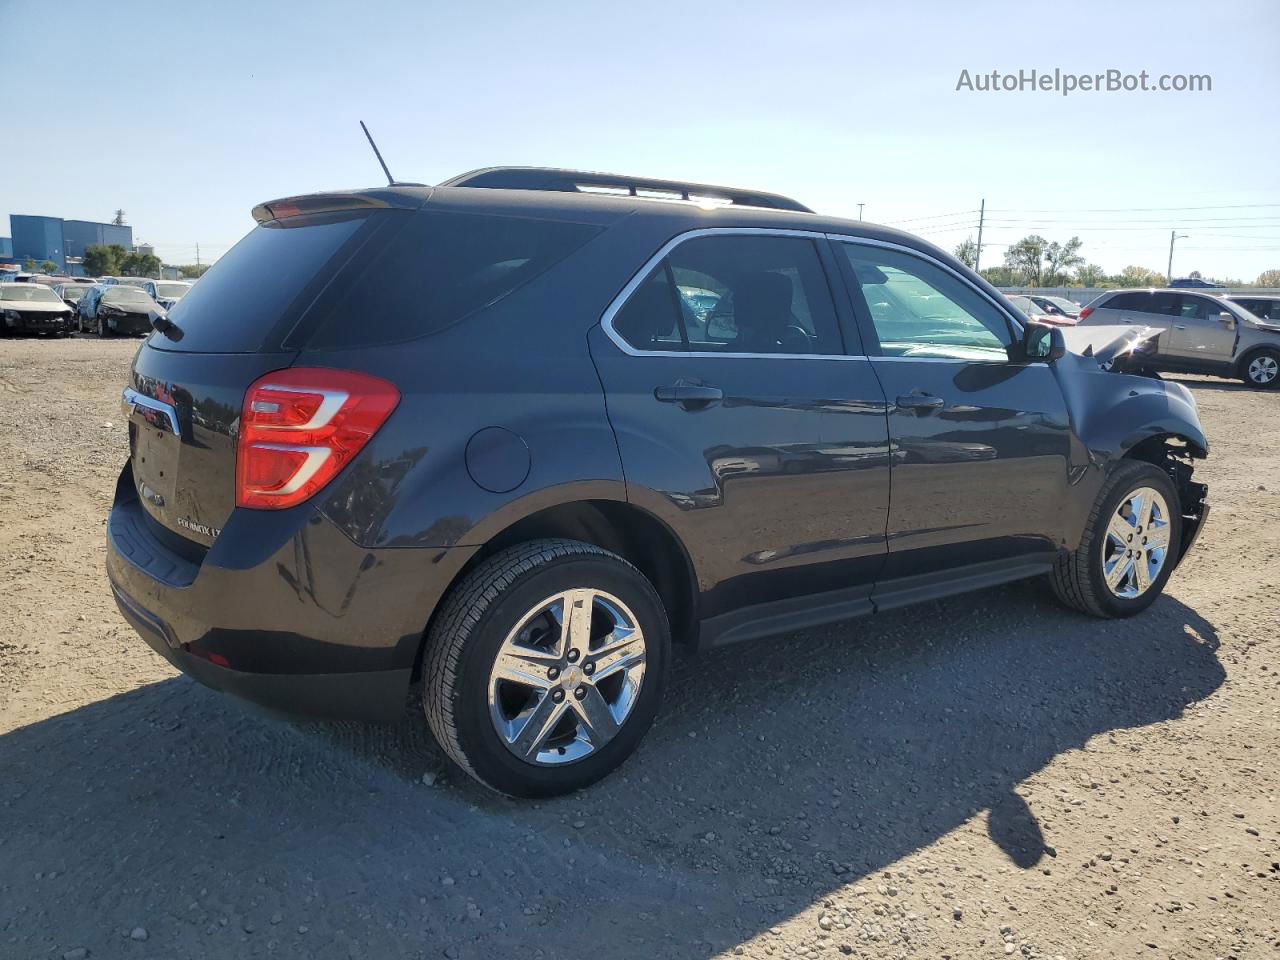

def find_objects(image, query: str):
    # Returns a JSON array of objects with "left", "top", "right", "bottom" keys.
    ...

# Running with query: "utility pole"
[
  {"left": 1167, "top": 230, "right": 1189, "bottom": 285},
  {"left": 974, "top": 198, "right": 986, "bottom": 272},
  {"left": 857, "top": 203, "right": 865, "bottom": 221},
  {"left": 195, "top": 242, "right": 200, "bottom": 273}
]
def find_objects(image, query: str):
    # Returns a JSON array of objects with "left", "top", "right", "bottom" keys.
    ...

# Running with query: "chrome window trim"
[
  {"left": 599, "top": 227, "right": 860, "bottom": 360},
  {"left": 122, "top": 387, "right": 180, "bottom": 436},
  {"left": 599, "top": 226, "right": 1027, "bottom": 361},
  {"left": 826, "top": 234, "right": 1027, "bottom": 340}
]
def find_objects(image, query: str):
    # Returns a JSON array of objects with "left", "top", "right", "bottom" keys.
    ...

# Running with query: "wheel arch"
[
  {"left": 412, "top": 498, "right": 699, "bottom": 681},
  {"left": 1236, "top": 343, "right": 1280, "bottom": 379}
]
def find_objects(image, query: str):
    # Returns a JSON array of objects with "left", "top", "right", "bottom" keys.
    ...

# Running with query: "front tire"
[
  {"left": 1049, "top": 460, "right": 1182, "bottom": 618},
  {"left": 422, "top": 539, "right": 670, "bottom": 797},
  {"left": 1241, "top": 348, "right": 1280, "bottom": 389}
]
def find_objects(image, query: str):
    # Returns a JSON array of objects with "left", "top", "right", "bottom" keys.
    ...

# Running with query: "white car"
[
  {"left": 143, "top": 279, "right": 193, "bottom": 310},
  {"left": 0, "top": 283, "right": 76, "bottom": 336}
]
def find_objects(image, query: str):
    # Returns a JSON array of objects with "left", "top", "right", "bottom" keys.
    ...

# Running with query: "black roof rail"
[{"left": 439, "top": 166, "right": 813, "bottom": 213}]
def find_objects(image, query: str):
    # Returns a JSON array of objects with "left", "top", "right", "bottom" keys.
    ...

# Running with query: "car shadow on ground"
[
  {"left": 1, "top": 581, "right": 1224, "bottom": 959},
  {"left": 1161, "top": 374, "right": 1254, "bottom": 393}
]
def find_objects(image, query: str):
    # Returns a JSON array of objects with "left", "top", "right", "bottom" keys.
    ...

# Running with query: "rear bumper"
[
  {"left": 105, "top": 462, "right": 477, "bottom": 720},
  {"left": 111, "top": 579, "right": 412, "bottom": 718}
]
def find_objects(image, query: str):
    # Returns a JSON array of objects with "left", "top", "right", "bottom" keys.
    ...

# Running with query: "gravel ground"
[{"left": 1, "top": 335, "right": 1277, "bottom": 960}]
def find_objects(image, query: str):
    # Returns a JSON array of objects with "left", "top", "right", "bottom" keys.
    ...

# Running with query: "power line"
[{"left": 985, "top": 202, "right": 1280, "bottom": 213}]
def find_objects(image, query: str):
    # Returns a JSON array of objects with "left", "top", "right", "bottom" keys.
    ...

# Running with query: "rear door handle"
[
  {"left": 655, "top": 382, "right": 723, "bottom": 409},
  {"left": 896, "top": 394, "right": 945, "bottom": 413}
]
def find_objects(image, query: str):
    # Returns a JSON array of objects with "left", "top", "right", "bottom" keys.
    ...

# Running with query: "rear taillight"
[
  {"left": 236, "top": 367, "right": 400, "bottom": 510},
  {"left": 1078, "top": 306, "right": 1094, "bottom": 321}
]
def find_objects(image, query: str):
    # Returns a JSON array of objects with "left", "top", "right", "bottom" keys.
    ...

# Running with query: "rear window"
[
  {"left": 301, "top": 210, "right": 603, "bottom": 350},
  {"left": 159, "top": 212, "right": 369, "bottom": 352}
]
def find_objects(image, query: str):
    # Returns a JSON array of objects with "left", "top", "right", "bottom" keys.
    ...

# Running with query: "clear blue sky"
[{"left": 3, "top": 0, "right": 1277, "bottom": 280}]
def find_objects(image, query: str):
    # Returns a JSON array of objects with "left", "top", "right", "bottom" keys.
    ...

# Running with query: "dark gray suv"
[{"left": 106, "top": 168, "right": 1209, "bottom": 796}]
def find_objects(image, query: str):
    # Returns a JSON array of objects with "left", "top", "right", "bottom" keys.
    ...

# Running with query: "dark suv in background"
[{"left": 106, "top": 168, "right": 1209, "bottom": 796}]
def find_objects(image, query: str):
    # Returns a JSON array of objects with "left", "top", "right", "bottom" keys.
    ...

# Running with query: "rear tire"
[
  {"left": 1240, "top": 347, "right": 1280, "bottom": 389},
  {"left": 97, "top": 316, "right": 111, "bottom": 338},
  {"left": 422, "top": 539, "right": 670, "bottom": 797},
  {"left": 1049, "top": 460, "right": 1182, "bottom": 618}
]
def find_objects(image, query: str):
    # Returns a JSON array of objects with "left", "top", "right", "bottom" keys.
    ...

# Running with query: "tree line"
[{"left": 953, "top": 234, "right": 1279, "bottom": 289}]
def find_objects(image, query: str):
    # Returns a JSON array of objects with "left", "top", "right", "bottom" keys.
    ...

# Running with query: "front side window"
[
  {"left": 839, "top": 243, "right": 1012, "bottom": 360},
  {"left": 611, "top": 234, "right": 842, "bottom": 356}
]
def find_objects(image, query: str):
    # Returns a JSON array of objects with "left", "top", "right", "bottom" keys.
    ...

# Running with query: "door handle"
[
  {"left": 896, "top": 393, "right": 945, "bottom": 413},
  {"left": 1174, "top": 324, "right": 1187, "bottom": 330},
  {"left": 655, "top": 382, "right": 723, "bottom": 409}
]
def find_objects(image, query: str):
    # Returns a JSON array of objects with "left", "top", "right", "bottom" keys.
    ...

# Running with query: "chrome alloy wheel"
[
  {"left": 1101, "top": 486, "right": 1171, "bottom": 599},
  {"left": 487, "top": 589, "right": 647, "bottom": 766},
  {"left": 1247, "top": 354, "right": 1279, "bottom": 385}
]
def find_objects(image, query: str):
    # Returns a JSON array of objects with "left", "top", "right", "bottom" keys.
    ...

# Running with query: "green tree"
[
  {"left": 176, "top": 264, "right": 211, "bottom": 279},
  {"left": 40, "top": 260, "right": 58, "bottom": 274},
  {"left": 979, "top": 265, "right": 1021, "bottom": 287},
  {"left": 1073, "top": 263, "right": 1106, "bottom": 287},
  {"left": 954, "top": 237, "right": 979, "bottom": 269},
  {"left": 82, "top": 243, "right": 127, "bottom": 276},
  {"left": 1003, "top": 234, "right": 1085, "bottom": 286},
  {"left": 1042, "top": 237, "right": 1084, "bottom": 286},
  {"left": 1113, "top": 265, "right": 1166, "bottom": 287},
  {"left": 119, "top": 251, "right": 162, "bottom": 278},
  {"left": 23, "top": 257, "right": 36, "bottom": 272},
  {"left": 1256, "top": 269, "right": 1280, "bottom": 287}
]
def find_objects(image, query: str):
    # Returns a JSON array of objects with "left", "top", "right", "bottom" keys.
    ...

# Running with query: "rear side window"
[
  {"left": 1101, "top": 292, "right": 1148, "bottom": 311},
  {"left": 162, "top": 213, "right": 368, "bottom": 352},
  {"left": 303, "top": 211, "right": 603, "bottom": 350},
  {"left": 611, "top": 234, "right": 842, "bottom": 355}
]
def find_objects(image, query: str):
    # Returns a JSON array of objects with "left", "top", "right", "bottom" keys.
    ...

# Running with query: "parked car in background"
[
  {"left": 1078, "top": 289, "right": 1280, "bottom": 387},
  {"left": 1170, "top": 277, "right": 1224, "bottom": 288},
  {"left": 0, "top": 283, "right": 75, "bottom": 336},
  {"left": 1227, "top": 294, "right": 1280, "bottom": 322},
  {"left": 53, "top": 281, "right": 91, "bottom": 311},
  {"left": 1028, "top": 295, "right": 1081, "bottom": 321},
  {"left": 105, "top": 168, "right": 1210, "bottom": 797},
  {"left": 77, "top": 283, "right": 160, "bottom": 336},
  {"left": 1006, "top": 294, "right": 1074, "bottom": 326},
  {"left": 100, "top": 276, "right": 152, "bottom": 289},
  {"left": 142, "top": 279, "right": 192, "bottom": 310}
]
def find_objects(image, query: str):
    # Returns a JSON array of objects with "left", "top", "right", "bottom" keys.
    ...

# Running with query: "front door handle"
[
  {"left": 655, "top": 381, "right": 723, "bottom": 409},
  {"left": 896, "top": 393, "right": 945, "bottom": 413},
  {"left": 1173, "top": 324, "right": 1187, "bottom": 330}
]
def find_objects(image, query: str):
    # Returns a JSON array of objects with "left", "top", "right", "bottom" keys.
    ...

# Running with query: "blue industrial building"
[{"left": 8, "top": 214, "right": 133, "bottom": 273}]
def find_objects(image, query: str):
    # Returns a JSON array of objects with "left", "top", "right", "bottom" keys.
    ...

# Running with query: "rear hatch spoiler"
[{"left": 251, "top": 187, "right": 430, "bottom": 224}]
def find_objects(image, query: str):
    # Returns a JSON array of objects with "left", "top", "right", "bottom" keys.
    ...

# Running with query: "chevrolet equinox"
[{"left": 107, "top": 168, "right": 1210, "bottom": 796}]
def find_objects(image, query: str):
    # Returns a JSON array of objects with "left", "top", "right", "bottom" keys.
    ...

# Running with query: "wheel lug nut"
[
  {"left": 547, "top": 667, "right": 560, "bottom": 680},
  {"left": 575, "top": 686, "right": 587, "bottom": 700},
  {"left": 552, "top": 689, "right": 565, "bottom": 703},
  {"left": 583, "top": 662, "right": 595, "bottom": 675},
  {"left": 567, "top": 649, "right": 580, "bottom": 663}
]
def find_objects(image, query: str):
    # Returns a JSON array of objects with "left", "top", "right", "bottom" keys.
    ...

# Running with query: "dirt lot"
[{"left": 0, "top": 335, "right": 1276, "bottom": 960}]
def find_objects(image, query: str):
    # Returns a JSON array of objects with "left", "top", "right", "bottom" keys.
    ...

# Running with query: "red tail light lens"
[
  {"left": 236, "top": 367, "right": 400, "bottom": 510},
  {"left": 1078, "top": 306, "right": 1094, "bottom": 321}
]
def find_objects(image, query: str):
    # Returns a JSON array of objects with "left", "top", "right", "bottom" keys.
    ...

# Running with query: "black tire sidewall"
[
  {"left": 1087, "top": 466, "right": 1182, "bottom": 617},
  {"left": 450, "top": 555, "right": 669, "bottom": 798},
  {"left": 1242, "top": 348, "right": 1280, "bottom": 389}
]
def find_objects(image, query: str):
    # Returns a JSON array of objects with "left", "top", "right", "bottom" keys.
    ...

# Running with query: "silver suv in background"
[
  {"left": 1228, "top": 294, "right": 1280, "bottom": 323},
  {"left": 1078, "top": 289, "right": 1280, "bottom": 388}
]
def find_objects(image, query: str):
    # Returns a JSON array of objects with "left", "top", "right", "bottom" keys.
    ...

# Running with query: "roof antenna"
[
  {"left": 360, "top": 121, "right": 395, "bottom": 185},
  {"left": 359, "top": 121, "right": 424, "bottom": 186}
]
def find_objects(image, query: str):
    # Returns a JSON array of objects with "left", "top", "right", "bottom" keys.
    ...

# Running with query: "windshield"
[
  {"left": 0, "top": 285, "right": 62, "bottom": 303},
  {"left": 1007, "top": 296, "right": 1036, "bottom": 313},
  {"left": 59, "top": 287, "right": 87, "bottom": 301},
  {"left": 154, "top": 283, "right": 190, "bottom": 298},
  {"left": 1046, "top": 297, "right": 1078, "bottom": 312},
  {"left": 103, "top": 287, "right": 157, "bottom": 307}
]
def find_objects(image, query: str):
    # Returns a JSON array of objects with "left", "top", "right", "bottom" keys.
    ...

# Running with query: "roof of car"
[
  {"left": 1228, "top": 293, "right": 1280, "bottom": 300},
  {"left": 252, "top": 174, "right": 941, "bottom": 258}
]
